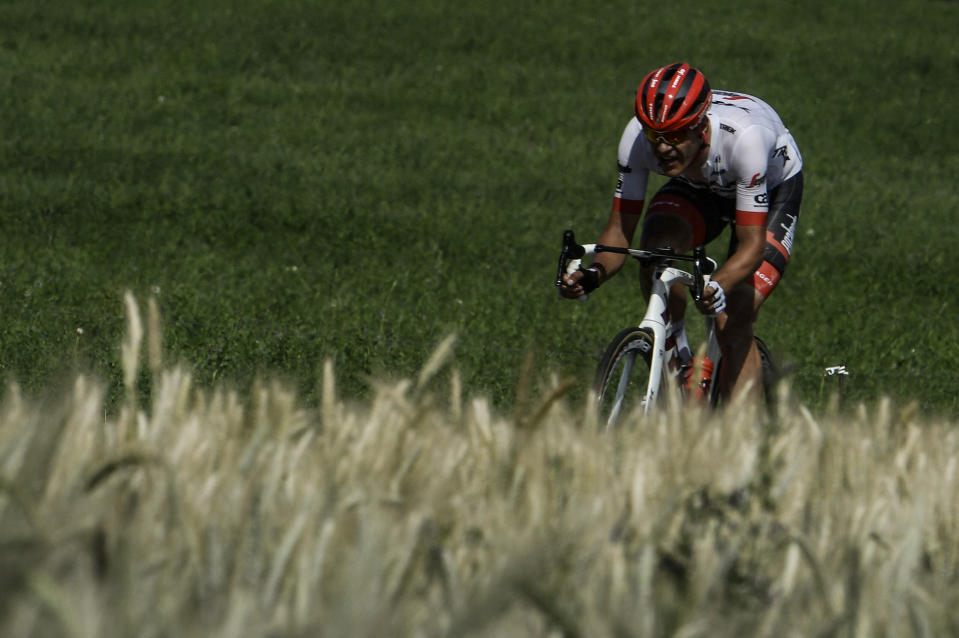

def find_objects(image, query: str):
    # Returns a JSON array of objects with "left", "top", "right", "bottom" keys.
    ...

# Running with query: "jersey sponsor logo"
[
  {"left": 754, "top": 193, "right": 769, "bottom": 206},
  {"left": 779, "top": 213, "right": 798, "bottom": 254},
  {"left": 773, "top": 145, "right": 790, "bottom": 165},
  {"left": 753, "top": 262, "right": 779, "bottom": 299},
  {"left": 753, "top": 262, "right": 780, "bottom": 299},
  {"left": 748, "top": 172, "right": 766, "bottom": 188},
  {"left": 757, "top": 270, "right": 775, "bottom": 286},
  {"left": 719, "top": 123, "right": 736, "bottom": 134}
]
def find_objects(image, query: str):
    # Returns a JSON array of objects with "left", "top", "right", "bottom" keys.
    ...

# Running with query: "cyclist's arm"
[
  {"left": 561, "top": 119, "right": 648, "bottom": 294},
  {"left": 712, "top": 223, "right": 764, "bottom": 293},
  {"left": 591, "top": 204, "right": 643, "bottom": 282},
  {"left": 593, "top": 122, "right": 652, "bottom": 283}
]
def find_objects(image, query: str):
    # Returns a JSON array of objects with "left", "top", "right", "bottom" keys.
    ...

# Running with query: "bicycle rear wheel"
[
  {"left": 593, "top": 327, "right": 658, "bottom": 431},
  {"left": 754, "top": 336, "right": 776, "bottom": 400}
]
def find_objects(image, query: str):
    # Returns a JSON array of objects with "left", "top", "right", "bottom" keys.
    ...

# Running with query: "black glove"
[{"left": 578, "top": 266, "right": 601, "bottom": 294}]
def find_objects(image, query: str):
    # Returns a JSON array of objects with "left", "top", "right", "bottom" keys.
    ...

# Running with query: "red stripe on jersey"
[
  {"left": 735, "top": 210, "right": 766, "bottom": 227},
  {"left": 613, "top": 197, "right": 645, "bottom": 216},
  {"left": 753, "top": 261, "right": 781, "bottom": 299},
  {"left": 766, "top": 230, "right": 790, "bottom": 260}
]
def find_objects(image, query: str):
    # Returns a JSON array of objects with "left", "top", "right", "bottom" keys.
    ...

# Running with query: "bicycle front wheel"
[{"left": 593, "top": 327, "right": 658, "bottom": 431}]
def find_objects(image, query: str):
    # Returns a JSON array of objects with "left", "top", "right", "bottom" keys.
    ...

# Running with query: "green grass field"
[{"left": 1, "top": 0, "right": 958, "bottom": 413}]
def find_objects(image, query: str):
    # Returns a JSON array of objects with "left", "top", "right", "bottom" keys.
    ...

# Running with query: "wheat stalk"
[{"left": 1, "top": 297, "right": 958, "bottom": 637}]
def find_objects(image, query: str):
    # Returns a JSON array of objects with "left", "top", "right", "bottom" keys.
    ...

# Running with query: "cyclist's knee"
[{"left": 640, "top": 216, "right": 693, "bottom": 253}]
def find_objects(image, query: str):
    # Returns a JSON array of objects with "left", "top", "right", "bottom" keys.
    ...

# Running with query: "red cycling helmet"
[{"left": 635, "top": 63, "right": 712, "bottom": 132}]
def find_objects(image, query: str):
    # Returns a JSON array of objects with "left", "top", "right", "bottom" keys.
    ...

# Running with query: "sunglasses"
[{"left": 643, "top": 127, "right": 690, "bottom": 146}]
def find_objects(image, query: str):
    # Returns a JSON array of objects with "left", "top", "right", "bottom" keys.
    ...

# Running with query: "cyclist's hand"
[
  {"left": 559, "top": 267, "right": 600, "bottom": 299},
  {"left": 698, "top": 280, "right": 727, "bottom": 315}
]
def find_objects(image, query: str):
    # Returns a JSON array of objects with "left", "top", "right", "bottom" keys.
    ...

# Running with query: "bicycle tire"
[
  {"left": 754, "top": 336, "right": 776, "bottom": 400},
  {"left": 593, "top": 327, "right": 658, "bottom": 431}
]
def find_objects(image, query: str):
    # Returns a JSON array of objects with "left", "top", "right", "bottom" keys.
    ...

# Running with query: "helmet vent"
[{"left": 636, "top": 63, "right": 711, "bottom": 132}]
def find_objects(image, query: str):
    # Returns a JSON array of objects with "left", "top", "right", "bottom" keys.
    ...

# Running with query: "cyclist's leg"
[
  {"left": 719, "top": 172, "right": 803, "bottom": 399},
  {"left": 639, "top": 180, "right": 731, "bottom": 322},
  {"left": 715, "top": 284, "right": 764, "bottom": 399}
]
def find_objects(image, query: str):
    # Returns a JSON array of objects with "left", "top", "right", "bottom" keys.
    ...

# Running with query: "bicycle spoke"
[
  {"left": 606, "top": 351, "right": 636, "bottom": 431},
  {"left": 594, "top": 328, "right": 657, "bottom": 431}
]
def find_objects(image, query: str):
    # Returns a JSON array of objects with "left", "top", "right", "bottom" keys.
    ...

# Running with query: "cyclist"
[{"left": 560, "top": 62, "right": 803, "bottom": 399}]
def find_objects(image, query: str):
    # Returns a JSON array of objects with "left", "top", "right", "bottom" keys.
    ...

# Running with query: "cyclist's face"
[{"left": 648, "top": 125, "right": 705, "bottom": 177}]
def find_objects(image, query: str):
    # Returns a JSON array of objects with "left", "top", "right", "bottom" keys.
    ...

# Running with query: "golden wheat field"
[{"left": 1, "top": 295, "right": 957, "bottom": 637}]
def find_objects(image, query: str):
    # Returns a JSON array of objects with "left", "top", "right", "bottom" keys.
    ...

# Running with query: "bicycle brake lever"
[
  {"left": 556, "top": 231, "right": 572, "bottom": 287},
  {"left": 565, "top": 230, "right": 585, "bottom": 259},
  {"left": 693, "top": 246, "right": 707, "bottom": 302},
  {"left": 556, "top": 230, "right": 585, "bottom": 287}
]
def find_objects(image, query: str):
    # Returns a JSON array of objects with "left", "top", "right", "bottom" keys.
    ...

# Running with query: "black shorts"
[{"left": 643, "top": 172, "right": 803, "bottom": 299}]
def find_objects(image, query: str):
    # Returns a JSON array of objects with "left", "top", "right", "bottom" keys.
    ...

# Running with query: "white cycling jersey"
[{"left": 615, "top": 90, "right": 803, "bottom": 227}]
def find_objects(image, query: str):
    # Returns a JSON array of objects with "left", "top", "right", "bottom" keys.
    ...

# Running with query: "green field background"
[{"left": 1, "top": 0, "right": 957, "bottom": 413}]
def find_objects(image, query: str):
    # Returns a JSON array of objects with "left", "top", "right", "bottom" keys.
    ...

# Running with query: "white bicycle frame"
[{"left": 569, "top": 244, "right": 721, "bottom": 414}]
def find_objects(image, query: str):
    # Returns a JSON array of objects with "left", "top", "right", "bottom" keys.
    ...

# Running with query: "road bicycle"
[{"left": 556, "top": 230, "right": 774, "bottom": 430}]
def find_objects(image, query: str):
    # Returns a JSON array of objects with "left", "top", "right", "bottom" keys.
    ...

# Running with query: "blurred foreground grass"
[{"left": 0, "top": 295, "right": 957, "bottom": 637}]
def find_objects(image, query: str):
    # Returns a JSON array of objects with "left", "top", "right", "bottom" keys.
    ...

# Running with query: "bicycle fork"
[
  {"left": 639, "top": 266, "right": 722, "bottom": 407},
  {"left": 637, "top": 266, "right": 696, "bottom": 408}
]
